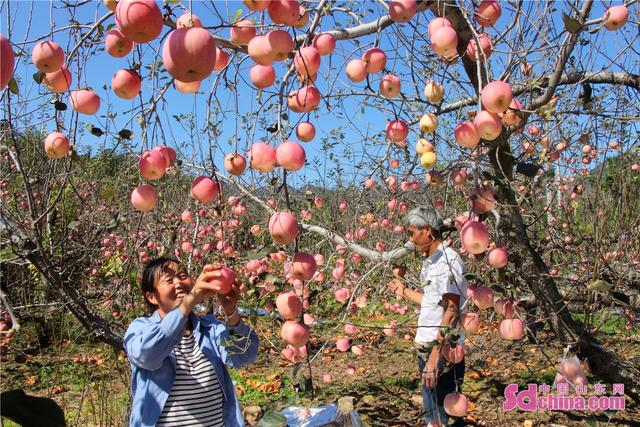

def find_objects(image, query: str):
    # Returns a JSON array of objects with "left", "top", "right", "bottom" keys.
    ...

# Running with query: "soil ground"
[{"left": 1, "top": 315, "right": 639, "bottom": 427}]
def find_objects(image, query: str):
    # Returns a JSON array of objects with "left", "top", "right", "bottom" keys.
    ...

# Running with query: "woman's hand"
[
  {"left": 217, "top": 279, "right": 242, "bottom": 315},
  {"left": 217, "top": 278, "right": 244, "bottom": 326},
  {"left": 178, "top": 264, "right": 226, "bottom": 315}
]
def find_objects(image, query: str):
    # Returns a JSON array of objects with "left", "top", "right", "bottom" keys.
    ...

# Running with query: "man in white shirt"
[{"left": 388, "top": 205, "right": 468, "bottom": 426}]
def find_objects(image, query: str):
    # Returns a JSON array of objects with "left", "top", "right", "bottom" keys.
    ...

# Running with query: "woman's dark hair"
[{"left": 140, "top": 256, "right": 180, "bottom": 315}]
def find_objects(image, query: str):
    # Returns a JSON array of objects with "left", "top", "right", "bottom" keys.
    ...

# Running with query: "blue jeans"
[{"left": 417, "top": 353, "right": 465, "bottom": 426}]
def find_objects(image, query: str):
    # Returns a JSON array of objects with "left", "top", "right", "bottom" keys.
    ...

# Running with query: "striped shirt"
[{"left": 156, "top": 332, "right": 226, "bottom": 427}]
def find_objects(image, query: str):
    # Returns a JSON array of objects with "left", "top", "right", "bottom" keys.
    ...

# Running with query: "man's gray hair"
[{"left": 405, "top": 205, "right": 444, "bottom": 232}]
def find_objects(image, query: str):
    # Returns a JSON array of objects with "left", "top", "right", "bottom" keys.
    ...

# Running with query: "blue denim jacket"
[{"left": 124, "top": 307, "right": 259, "bottom": 427}]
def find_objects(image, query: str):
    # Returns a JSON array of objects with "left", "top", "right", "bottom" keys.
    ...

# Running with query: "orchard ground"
[
  {"left": 2, "top": 0, "right": 640, "bottom": 425},
  {"left": 2, "top": 308, "right": 639, "bottom": 427}
]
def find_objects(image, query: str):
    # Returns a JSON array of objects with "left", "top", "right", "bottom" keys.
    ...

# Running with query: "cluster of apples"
[
  {"left": 387, "top": 80, "right": 444, "bottom": 167},
  {"left": 384, "top": 302, "right": 410, "bottom": 315},
  {"left": 28, "top": 39, "right": 102, "bottom": 115},
  {"left": 461, "top": 285, "right": 525, "bottom": 341},
  {"left": 276, "top": 291, "right": 310, "bottom": 350},
  {"left": 131, "top": 146, "right": 175, "bottom": 212},
  {"left": 130, "top": 144, "right": 226, "bottom": 213},
  {"left": 428, "top": 0, "right": 500, "bottom": 65},
  {"left": 454, "top": 81, "right": 517, "bottom": 149},
  {"left": 112, "top": 1, "right": 226, "bottom": 93},
  {"left": 221, "top": 127, "right": 315, "bottom": 178},
  {"left": 272, "top": 248, "right": 376, "bottom": 359},
  {"left": 103, "top": 1, "right": 154, "bottom": 99},
  {"left": 228, "top": 0, "right": 335, "bottom": 165},
  {"left": 106, "top": 1, "right": 230, "bottom": 95},
  {"left": 239, "top": 0, "right": 312, "bottom": 67},
  {"left": 26, "top": 38, "right": 100, "bottom": 159}
]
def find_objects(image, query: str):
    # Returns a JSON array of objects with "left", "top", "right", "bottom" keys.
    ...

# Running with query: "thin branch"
[{"left": 0, "top": 289, "right": 20, "bottom": 332}]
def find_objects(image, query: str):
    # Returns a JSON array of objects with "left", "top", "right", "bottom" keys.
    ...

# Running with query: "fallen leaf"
[
  {"left": 258, "top": 380, "right": 281, "bottom": 392},
  {"left": 51, "top": 386, "right": 65, "bottom": 395},
  {"left": 467, "top": 371, "right": 481, "bottom": 380},
  {"left": 485, "top": 356, "right": 498, "bottom": 366},
  {"left": 265, "top": 373, "right": 280, "bottom": 381},
  {"left": 479, "top": 369, "right": 493, "bottom": 377},
  {"left": 25, "top": 375, "right": 39, "bottom": 386},
  {"left": 465, "top": 414, "right": 479, "bottom": 423},
  {"left": 246, "top": 379, "right": 263, "bottom": 388}
]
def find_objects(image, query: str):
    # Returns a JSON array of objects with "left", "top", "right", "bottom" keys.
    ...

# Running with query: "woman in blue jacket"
[{"left": 124, "top": 257, "right": 259, "bottom": 427}]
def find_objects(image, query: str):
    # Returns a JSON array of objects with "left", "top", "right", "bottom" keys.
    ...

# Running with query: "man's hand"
[
  {"left": 392, "top": 265, "right": 406, "bottom": 278},
  {"left": 422, "top": 349, "right": 440, "bottom": 389},
  {"left": 387, "top": 278, "right": 405, "bottom": 299}
]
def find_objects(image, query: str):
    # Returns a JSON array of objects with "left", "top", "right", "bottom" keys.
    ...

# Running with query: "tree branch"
[
  {"left": 300, "top": 223, "right": 415, "bottom": 261},
  {"left": 435, "top": 71, "right": 640, "bottom": 115},
  {"left": 529, "top": 0, "right": 594, "bottom": 110}
]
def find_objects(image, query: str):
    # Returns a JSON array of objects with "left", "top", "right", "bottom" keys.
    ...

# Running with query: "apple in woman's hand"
[{"left": 205, "top": 266, "right": 236, "bottom": 294}]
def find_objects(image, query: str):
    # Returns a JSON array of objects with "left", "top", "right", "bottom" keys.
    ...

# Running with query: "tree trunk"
[
  {"left": 488, "top": 140, "right": 640, "bottom": 402},
  {"left": 425, "top": 0, "right": 640, "bottom": 402},
  {"left": 27, "top": 250, "right": 124, "bottom": 349},
  {"left": 1, "top": 213, "right": 124, "bottom": 350}
]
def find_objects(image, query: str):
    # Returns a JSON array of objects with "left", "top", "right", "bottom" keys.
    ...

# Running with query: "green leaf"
[
  {"left": 118, "top": 129, "right": 132, "bottom": 139},
  {"left": 562, "top": 12, "right": 583, "bottom": 34},
  {"left": 246, "top": 247, "right": 271, "bottom": 260},
  {"left": 537, "top": 104, "right": 555, "bottom": 120},
  {"left": 7, "top": 77, "right": 18, "bottom": 95},
  {"left": 99, "top": 186, "right": 115, "bottom": 201},
  {"left": 33, "top": 71, "right": 45, "bottom": 84},
  {"left": 0, "top": 247, "right": 15, "bottom": 261},
  {"left": 587, "top": 279, "right": 611, "bottom": 293},
  {"left": 264, "top": 274, "right": 279, "bottom": 285},
  {"left": 256, "top": 412, "right": 287, "bottom": 427},
  {"left": 516, "top": 162, "right": 542, "bottom": 177},
  {"left": 67, "top": 221, "right": 80, "bottom": 230},
  {"left": 87, "top": 124, "right": 104, "bottom": 137}
]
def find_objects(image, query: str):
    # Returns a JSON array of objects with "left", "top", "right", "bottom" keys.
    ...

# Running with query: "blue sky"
[{"left": 2, "top": 1, "right": 637, "bottom": 189}]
